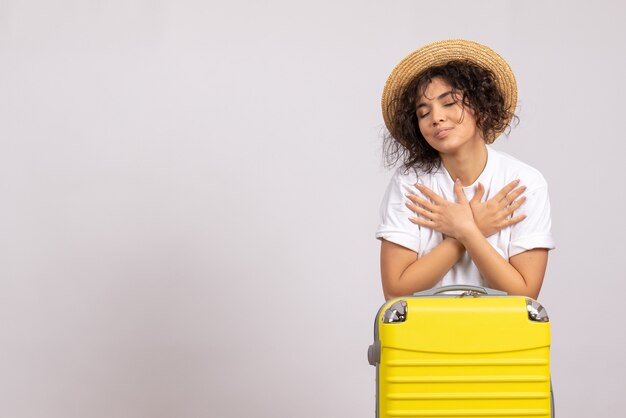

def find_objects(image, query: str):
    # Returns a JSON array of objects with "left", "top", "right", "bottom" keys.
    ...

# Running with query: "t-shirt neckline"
[{"left": 438, "top": 145, "right": 494, "bottom": 191}]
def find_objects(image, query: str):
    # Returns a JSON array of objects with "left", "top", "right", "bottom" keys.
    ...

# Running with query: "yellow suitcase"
[{"left": 368, "top": 285, "right": 553, "bottom": 418}]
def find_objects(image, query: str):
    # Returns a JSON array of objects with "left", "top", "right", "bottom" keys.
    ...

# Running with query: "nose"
[{"left": 431, "top": 105, "right": 446, "bottom": 126}]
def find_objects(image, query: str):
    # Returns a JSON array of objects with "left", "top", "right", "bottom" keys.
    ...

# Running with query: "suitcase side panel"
[
  {"left": 375, "top": 296, "right": 551, "bottom": 418},
  {"left": 379, "top": 347, "right": 551, "bottom": 417}
]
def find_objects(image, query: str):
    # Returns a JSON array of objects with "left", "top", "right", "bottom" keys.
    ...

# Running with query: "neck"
[{"left": 440, "top": 141, "right": 488, "bottom": 186}]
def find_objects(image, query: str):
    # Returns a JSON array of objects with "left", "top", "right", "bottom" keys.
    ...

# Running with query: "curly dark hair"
[{"left": 383, "top": 60, "right": 517, "bottom": 173}]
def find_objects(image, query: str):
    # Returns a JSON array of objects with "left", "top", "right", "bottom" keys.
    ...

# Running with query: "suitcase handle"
[{"left": 414, "top": 285, "right": 507, "bottom": 296}]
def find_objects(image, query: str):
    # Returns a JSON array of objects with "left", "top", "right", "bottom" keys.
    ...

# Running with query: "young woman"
[{"left": 376, "top": 40, "right": 555, "bottom": 300}]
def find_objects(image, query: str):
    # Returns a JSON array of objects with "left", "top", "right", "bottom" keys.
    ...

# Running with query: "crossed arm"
[{"left": 380, "top": 179, "right": 548, "bottom": 300}]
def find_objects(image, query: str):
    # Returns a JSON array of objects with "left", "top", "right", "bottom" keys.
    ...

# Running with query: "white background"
[{"left": 0, "top": 1, "right": 624, "bottom": 417}]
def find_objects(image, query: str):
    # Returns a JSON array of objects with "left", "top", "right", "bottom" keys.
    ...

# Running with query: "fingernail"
[
  {"left": 455, "top": 178, "right": 461, "bottom": 185},
  {"left": 515, "top": 179, "right": 521, "bottom": 183}
]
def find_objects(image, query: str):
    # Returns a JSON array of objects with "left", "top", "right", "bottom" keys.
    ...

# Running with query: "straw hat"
[{"left": 382, "top": 39, "right": 517, "bottom": 141}]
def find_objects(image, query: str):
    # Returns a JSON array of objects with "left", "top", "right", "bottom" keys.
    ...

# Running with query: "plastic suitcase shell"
[{"left": 368, "top": 285, "right": 553, "bottom": 418}]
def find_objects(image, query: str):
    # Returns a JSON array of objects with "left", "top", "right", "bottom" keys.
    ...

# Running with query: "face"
[{"left": 415, "top": 77, "right": 483, "bottom": 155}]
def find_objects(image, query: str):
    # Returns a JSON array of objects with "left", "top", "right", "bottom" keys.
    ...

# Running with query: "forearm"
[
  {"left": 457, "top": 226, "right": 530, "bottom": 296},
  {"left": 383, "top": 238, "right": 465, "bottom": 299}
]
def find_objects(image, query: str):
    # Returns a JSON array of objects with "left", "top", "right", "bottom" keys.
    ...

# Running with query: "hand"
[
  {"left": 469, "top": 180, "right": 527, "bottom": 237},
  {"left": 406, "top": 179, "right": 478, "bottom": 240}
]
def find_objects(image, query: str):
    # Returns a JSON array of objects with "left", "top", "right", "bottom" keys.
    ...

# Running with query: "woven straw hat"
[{"left": 382, "top": 39, "right": 517, "bottom": 141}]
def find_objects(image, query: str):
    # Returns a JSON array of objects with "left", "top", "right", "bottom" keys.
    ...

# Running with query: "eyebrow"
[{"left": 416, "top": 90, "right": 454, "bottom": 109}]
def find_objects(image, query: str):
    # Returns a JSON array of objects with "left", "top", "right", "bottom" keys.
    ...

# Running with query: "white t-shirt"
[{"left": 375, "top": 145, "right": 555, "bottom": 288}]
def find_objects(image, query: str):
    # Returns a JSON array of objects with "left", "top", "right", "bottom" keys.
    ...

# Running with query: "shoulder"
[{"left": 489, "top": 147, "right": 548, "bottom": 191}]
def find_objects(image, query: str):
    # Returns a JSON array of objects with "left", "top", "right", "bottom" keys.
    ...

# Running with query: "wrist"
[
  {"left": 444, "top": 236, "right": 466, "bottom": 253},
  {"left": 455, "top": 223, "right": 482, "bottom": 245}
]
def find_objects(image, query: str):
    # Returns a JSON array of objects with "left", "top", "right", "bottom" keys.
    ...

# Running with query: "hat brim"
[{"left": 382, "top": 39, "right": 517, "bottom": 142}]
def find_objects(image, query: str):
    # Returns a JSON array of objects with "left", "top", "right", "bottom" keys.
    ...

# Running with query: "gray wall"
[{"left": 0, "top": 1, "right": 624, "bottom": 417}]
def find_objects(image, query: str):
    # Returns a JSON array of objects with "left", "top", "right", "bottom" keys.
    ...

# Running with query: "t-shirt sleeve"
[
  {"left": 375, "top": 172, "right": 421, "bottom": 254},
  {"left": 508, "top": 184, "right": 556, "bottom": 257}
]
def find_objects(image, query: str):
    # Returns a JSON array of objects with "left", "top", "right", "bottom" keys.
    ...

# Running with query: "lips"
[{"left": 435, "top": 128, "right": 452, "bottom": 139}]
